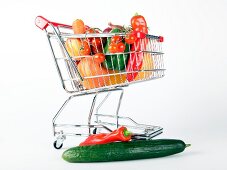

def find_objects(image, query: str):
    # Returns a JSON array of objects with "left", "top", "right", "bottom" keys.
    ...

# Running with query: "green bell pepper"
[{"left": 103, "top": 28, "right": 129, "bottom": 71}]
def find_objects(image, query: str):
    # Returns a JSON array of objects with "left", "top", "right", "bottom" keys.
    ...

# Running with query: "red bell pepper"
[
  {"left": 126, "top": 14, "right": 148, "bottom": 82},
  {"left": 79, "top": 126, "right": 131, "bottom": 146},
  {"left": 126, "top": 31, "right": 148, "bottom": 82},
  {"left": 126, "top": 39, "right": 143, "bottom": 82},
  {"left": 131, "top": 14, "right": 147, "bottom": 30}
]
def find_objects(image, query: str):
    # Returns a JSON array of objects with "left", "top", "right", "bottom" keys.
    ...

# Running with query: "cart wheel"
[
  {"left": 93, "top": 128, "right": 97, "bottom": 134},
  {"left": 53, "top": 140, "right": 63, "bottom": 149}
]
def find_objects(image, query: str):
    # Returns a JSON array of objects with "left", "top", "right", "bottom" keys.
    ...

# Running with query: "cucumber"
[{"left": 62, "top": 139, "right": 190, "bottom": 163}]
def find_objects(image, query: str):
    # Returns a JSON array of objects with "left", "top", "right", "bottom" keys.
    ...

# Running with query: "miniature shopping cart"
[{"left": 35, "top": 16, "right": 165, "bottom": 149}]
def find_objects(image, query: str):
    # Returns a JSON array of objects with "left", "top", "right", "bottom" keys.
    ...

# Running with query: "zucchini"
[{"left": 62, "top": 139, "right": 190, "bottom": 163}]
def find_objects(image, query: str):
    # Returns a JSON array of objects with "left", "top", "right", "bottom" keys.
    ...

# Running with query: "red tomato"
[
  {"left": 93, "top": 53, "right": 105, "bottom": 63},
  {"left": 108, "top": 43, "right": 118, "bottom": 53},
  {"left": 117, "top": 42, "right": 126, "bottom": 52},
  {"left": 80, "top": 40, "right": 91, "bottom": 55},
  {"left": 131, "top": 15, "right": 147, "bottom": 30},
  {"left": 125, "top": 33, "right": 137, "bottom": 44},
  {"left": 111, "top": 35, "right": 122, "bottom": 44}
]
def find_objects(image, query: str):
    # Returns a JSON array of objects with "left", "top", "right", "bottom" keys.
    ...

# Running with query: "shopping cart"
[{"left": 35, "top": 16, "right": 165, "bottom": 149}]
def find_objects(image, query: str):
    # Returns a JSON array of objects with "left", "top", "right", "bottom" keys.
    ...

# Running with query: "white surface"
[{"left": 0, "top": 0, "right": 227, "bottom": 169}]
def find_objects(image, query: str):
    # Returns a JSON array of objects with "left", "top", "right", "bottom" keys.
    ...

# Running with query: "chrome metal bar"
[
  {"left": 59, "top": 47, "right": 78, "bottom": 91},
  {"left": 45, "top": 29, "right": 67, "bottom": 91},
  {"left": 115, "top": 89, "right": 124, "bottom": 128},
  {"left": 52, "top": 95, "right": 74, "bottom": 135},
  {"left": 52, "top": 88, "right": 123, "bottom": 136},
  {"left": 95, "top": 92, "right": 111, "bottom": 116},
  {"left": 60, "top": 72, "right": 164, "bottom": 94},
  {"left": 48, "top": 23, "right": 83, "bottom": 82},
  {"left": 54, "top": 124, "right": 113, "bottom": 137},
  {"left": 48, "top": 32, "right": 162, "bottom": 39},
  {"left": 88, "top": 94, "right": 98, "bottom": 134}
]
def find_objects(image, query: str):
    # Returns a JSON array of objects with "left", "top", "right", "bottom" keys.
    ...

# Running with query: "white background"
[{"left": 0, "top": 0, "right": 227, "bottom": 169}]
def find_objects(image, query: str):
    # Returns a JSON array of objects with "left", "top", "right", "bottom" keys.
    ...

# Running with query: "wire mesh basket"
[{"left": 36, "top": 16, "right": 164, "bottom": 94}]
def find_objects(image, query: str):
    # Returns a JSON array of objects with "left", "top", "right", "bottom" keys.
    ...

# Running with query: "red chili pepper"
[{"left": 79, "top": 126, "right": 131, "bottom": 146}]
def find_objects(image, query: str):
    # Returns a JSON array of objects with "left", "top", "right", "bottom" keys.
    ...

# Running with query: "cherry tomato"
[
  {"left": 111, "top": 35, "right": 122, "bottom": 44},
  {"left": 125, "top": 33, "right": 137, "bottom": 44},
  {"left": 108, "top": 43, "right": 118, "bottom": 53},
  {"left": 93, "top": 53, "right": 105, "bottom": 63},
  {"left": 131, "top": 15, "right": 147, "bottom": 30},
  {"left": 79, "top": 40, "right": 91, "bottom": 55},
  {"left": 117, "top": 42, "right": 126, "bottom": 52}
]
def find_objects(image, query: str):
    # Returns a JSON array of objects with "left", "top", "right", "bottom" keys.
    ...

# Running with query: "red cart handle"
[{"left": 35, "top": 16, "right": 72, "bottom": 30}]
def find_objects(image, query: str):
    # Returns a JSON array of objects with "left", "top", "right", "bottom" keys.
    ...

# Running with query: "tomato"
[
  {"left": 65, "top": 38, "right": 91, "bottom": 59},
  {"left": 131, "top": 15, "right": 147, "bottom": 30},
  {"left": 93, "top": 53, "right": 105, "bottom": 63},
  {"left": 117, "top": 42, "right": 126, "bottom": 52},
  {"left": 79, "top": 40, "right": 91, "bottom": 55},
  {"left": 125, "top": 33, "right": 137, "bottom": 44},
  {"left": 108, "top": 43, "right": 118, "bottom": 53},
  {"left": 111, "top": 35, "right": 122, "bottom": 44}
]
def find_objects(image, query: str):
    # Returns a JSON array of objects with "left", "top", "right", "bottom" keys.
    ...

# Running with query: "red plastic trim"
[
  {"left": 159, "top": 36, "right": 164, "bottom": 42},
  {"left": 35, "top": 16, "right": 72, "bottom": 30}
]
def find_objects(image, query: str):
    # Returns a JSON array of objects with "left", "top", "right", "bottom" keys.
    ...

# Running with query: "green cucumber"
[{"left": 62, "top": 139, "right": 190, "bottom": 163}]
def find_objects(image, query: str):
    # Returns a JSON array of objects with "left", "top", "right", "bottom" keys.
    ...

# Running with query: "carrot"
[{"left": 72, "top": 19, "right": 86, "bottom": 34}]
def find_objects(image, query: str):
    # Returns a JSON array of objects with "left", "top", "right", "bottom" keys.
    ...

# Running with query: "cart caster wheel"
[
  {"left": 53, "top": 140, "right": 63, "bottom": 149},
  {"left": 93, "top": 128, "right": 97, "bottom": 134}
]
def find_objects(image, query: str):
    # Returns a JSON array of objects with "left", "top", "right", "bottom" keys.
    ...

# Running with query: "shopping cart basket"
[{"left": 35, "top": 16, "right": 165, "bottom": 149}]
